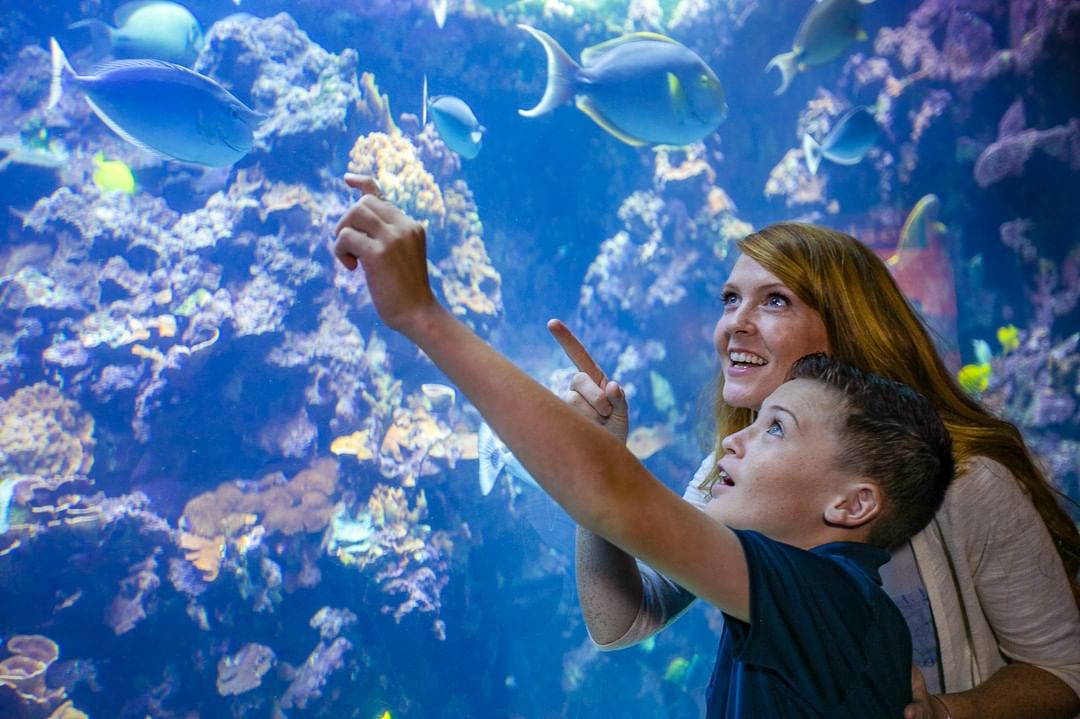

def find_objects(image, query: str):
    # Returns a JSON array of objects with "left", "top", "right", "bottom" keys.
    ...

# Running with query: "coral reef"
[{"left": 0, "top": 383, "right": 94, "bottom": 482}]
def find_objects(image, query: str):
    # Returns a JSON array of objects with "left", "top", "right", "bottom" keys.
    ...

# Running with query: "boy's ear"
[{"left": 824, "top": 483, "right": 882, "bottom": 528}]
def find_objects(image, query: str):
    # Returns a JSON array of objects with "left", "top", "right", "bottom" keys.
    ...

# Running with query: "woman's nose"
[{"left": 723, "top": 305, "right": 754, "bottom": 335}]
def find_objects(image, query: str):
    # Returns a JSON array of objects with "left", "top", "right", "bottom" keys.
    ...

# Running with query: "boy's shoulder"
[{"left": 707, "top": 529, "right": 911, "bottom": 717}]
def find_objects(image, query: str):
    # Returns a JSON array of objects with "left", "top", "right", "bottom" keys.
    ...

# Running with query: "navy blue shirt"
[{"left": 705, "top": 530, "right": 912, "bottom": 718}]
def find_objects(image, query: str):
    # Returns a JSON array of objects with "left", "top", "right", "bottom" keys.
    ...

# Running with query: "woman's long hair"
[{"left": 709, "top": 222, "right": 1080, "bottom": 606}]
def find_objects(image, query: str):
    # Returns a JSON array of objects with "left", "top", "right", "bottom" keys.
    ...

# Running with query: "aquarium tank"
[{"left": 0, "top": 0, "right": 1077, "bottom": 717}]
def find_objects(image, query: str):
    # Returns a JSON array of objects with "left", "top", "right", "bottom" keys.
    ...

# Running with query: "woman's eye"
[
  {"left": 722, "top": 291, "right": 738, "bottom": 306},
  {"left": 766, "top": 420, "right": 783, "bottom": 436},
  {"left": 766, "top": 293, "right": 789, "bottom": 307}
]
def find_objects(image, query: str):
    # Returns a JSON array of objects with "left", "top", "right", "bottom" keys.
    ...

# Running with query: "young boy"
[{"left": 332, "top": 174, "right": 954, "bottom": 717}]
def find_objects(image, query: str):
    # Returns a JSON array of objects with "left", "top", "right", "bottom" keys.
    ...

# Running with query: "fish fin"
[
  {"left": 575, "top": 96, "right": 647, "bottom": 146},
  {"left": 764, "top": 51, "right": 798, "bottom": 95},
  {"left": 48, "top": 38, "right": 77, "bottom": 110},
  {"left": 856, "top": 28, "right": 868, "bottom": 41},
  {"left": 802, "top": 132, "right": 822, "bottom": 175},
  {"left": 478, "top": 423, "right": 503, "bottom": 496},
  {"left": 580, "top": 32, "right": 677, "bottom": 65},
  {"left": 933, "top": 221, "right": 947, "bottom": 235},
  {"left": 432, "top": 0, "right": 448, "bottom": 29},
  {"left": 667, "top": 72, "right": 688, "bottom": 116},
  {"left": 422, "top": 75, "right": 428, "bottom": 127},
  {"left": 92, "top": 150, "right": 105, "bottom": 166},
  {"left": 518, "top": 24, "right": 580, "bottom": 118},
  {"left": 67, "top": 19, "right": 114, "bottom": 60},
  {"left": 82, "top": 94, "right": 169, "bottom": 161},
  {"left": 113, "top": 0, "right": 161, "bottom": 27}
]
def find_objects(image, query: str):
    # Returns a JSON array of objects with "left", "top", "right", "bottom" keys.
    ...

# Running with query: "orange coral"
[
  {"left": 181, "top": 458, "right": 339, "bottom": 540},
  {"left": 180, "top": 532, "right": 225, "bottom": 582},
  {"left": 0, "top": 634, "right": 65, "bottom": 710}
]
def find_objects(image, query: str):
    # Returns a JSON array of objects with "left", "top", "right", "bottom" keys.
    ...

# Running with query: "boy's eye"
[
  {"left": 722, "top": 291, "right": 739, "bottom": 306},
  {"left": 766, "top": 420, "right": 783, "bottom": 437}
]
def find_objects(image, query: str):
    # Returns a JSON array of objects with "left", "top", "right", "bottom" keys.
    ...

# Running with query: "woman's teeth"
[{"left": 729, "top": 352, "right": 766, "bottom": 365}]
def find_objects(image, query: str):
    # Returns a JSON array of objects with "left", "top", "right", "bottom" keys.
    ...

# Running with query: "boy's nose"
[{"left": 721, "top": 429, "right": 744, "bottom": 456}]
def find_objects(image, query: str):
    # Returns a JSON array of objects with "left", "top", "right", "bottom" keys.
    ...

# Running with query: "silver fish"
[
  {"left": 518, "top": 24, "right": 726, "bottom": 147},
  {"left": 766, "top": 0, "right": 874, "bottom": 95},
  {"left": 69, "top": 1, "right": 204, "bottom": 67},
  {"left": 49, "top": 38, "right": 263, "bottom": 167}
]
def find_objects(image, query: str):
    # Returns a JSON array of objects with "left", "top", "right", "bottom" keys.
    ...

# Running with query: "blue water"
[{"left": 0, "top": 1, "right": 1077, "bottom": 717}]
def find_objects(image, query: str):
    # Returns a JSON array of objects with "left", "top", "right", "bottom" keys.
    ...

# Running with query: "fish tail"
[
  {"left": 517, "top": 24, "right": 580, "bottom": 118},
  {"left": 421, "top": 75, "right": 428, "bottom": 127},
  {"left": 68, "top": 19, "right": 113, "bottom": 60},
  {"left": 48, "top": 38, "right": 75, "bottom": 110},
  {"left": 478, "top": 423, "right": 505, "bottom": 496},
  {"left": 764, "top": 51, "right": 797, "bottom": 96},
  {"left": 802, "top": 132, "right": 823, "bottom": 175}
]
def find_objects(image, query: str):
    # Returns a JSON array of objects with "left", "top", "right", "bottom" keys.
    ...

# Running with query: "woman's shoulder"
[{"left": 948, "top": 455, "right": 1028, "bottom": 506}]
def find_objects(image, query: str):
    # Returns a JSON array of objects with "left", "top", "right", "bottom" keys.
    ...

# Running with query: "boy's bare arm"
[{"left": 334, "top": 177, "right": 751, "bottom": 621}]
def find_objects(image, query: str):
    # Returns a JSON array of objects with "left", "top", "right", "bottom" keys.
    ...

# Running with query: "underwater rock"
[
  {"left": 216, "top": 643, "right": 276, "bottom": 696},
  {"left": 105, "top": 554, "right": 161, "bottom": 635},
  {"left": 196, "top": 12, "right": 371, "bottom": 177},
  {"left": 279, "top": 635, "right": 351, "bottom": 710}
]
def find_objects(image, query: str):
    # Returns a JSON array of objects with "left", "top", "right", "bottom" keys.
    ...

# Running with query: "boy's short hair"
[{"left": 787, "top": 353, "right": 954, "bottom": 548}]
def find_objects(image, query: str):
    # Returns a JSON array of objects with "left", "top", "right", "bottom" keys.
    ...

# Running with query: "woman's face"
[{"left": 714, "top": 255, "right": 830, "bottom": 410}]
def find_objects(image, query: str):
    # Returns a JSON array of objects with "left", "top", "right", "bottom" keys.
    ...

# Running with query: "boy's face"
[{"left": 704, "top": 378, "right": 855, "bottom": 547}]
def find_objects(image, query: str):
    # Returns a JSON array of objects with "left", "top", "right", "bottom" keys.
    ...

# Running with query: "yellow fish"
[
  {"left": 92, "top": 151, "right": 135, "bottom": 194},
  {"left": 997, "top": 324, "right": 1020, "bottom": 353},
  {"left": 957, "top": 363, "right": 991, "bottom": 394}
]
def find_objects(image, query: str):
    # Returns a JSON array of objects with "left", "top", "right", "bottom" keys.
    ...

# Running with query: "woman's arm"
[
  {"left": 548, "top": 319, "right": 699, "bottom": 645},
  {"left": 933, "top": 664, "right": 1080, "bottom": 719},
  {"left": 933, "top": 458, "right": 1080, "bottom": 718}
]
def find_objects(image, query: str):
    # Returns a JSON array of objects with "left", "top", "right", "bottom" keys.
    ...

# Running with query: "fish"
[
  {"left": 802, "top": 105, "right": 877, "bottom": 174},
  {"left": 888, "top": 193, "right": 945, "bottom": 266},
  {"left": 518, "top": 24, "right": 726, "bottom": 147},
  {"left": 69, "top": 1, "right": 204, "bottom": 67},
  {"left": 766, "top": 0, "right": 874, "bottom": 95},
  {"left": 49, "top": 38, "right": 264, "bottom": 167},
  {"left": 997, "top": 325, "right": 1020, "bottom": 353},
  {"left": 92, "top": 151, "right": 136, "bottom": 194},
  {"left": 957, "top": 362, "right": 990, "bottom": 394},
  {"left": 883, "top": 192, "right": 959, "bottom": 366},
  {"left": 478, "top": 422, "right": 538, "bottom": 496},
  {"left": 626, "top": 423, "right": 675, "bottom": 460},
  {"left": 432, "top": 0, "right": 448, "bottom": 29},
  {"left": 422, "top": 77, "right": 484, "bottom": 160}
]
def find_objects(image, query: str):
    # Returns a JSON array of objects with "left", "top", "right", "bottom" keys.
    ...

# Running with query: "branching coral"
[{"left": 324, "top": 484, "right": 454, "bottom": 623}]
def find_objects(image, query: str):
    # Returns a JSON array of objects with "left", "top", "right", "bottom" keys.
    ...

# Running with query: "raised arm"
[
  {"left": 334, "top": 177, "right": 752, "bottom": 620},
  {"left": 546, "top": 319, "right": 645, "bottom": 644}
]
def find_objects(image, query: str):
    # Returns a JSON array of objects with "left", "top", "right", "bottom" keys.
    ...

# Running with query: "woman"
[{"left": 559, "top": 223, "right": 1080, "bottom": 719}]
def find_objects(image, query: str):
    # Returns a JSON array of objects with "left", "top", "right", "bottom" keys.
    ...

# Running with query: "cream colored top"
[{"left": 596, "top": 454, "right": 1080, "bottom": 705}]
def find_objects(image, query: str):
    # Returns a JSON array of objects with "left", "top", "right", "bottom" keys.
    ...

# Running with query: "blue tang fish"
[
  {"left": 423, "top": 77, "right": 484, "bottom": 159},
  {"left": 69, "top": 1, "right": 204, "bottom": 67},
  {"left": 766, "top": 0, "right": 874, "bottom": 95},
  {"left": 49, "top": 38, "right": 264, "bottom": 167},
  {"left": 802, "top": 105, "right": 878, "bottom": 174},
  {"left": 518, "top": 24, "right": 726, "bottom": 147}
]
